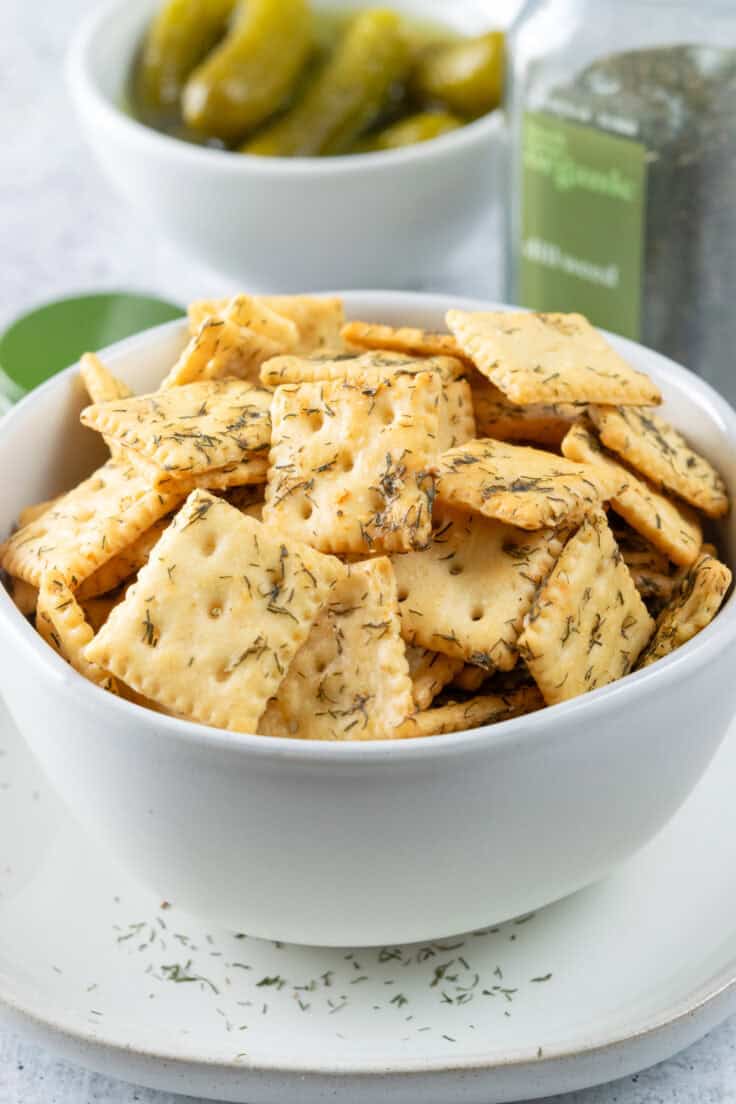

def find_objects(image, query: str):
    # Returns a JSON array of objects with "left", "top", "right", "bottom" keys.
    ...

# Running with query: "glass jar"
[{"left": 505, "top": 0, "right": 736, "bottom": 399}]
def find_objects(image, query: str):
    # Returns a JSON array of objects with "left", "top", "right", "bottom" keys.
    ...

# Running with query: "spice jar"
[{"left": 505, "top": 0, "right": 736, "bottom": 397}]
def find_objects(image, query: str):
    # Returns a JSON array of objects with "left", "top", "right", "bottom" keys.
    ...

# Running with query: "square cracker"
[
  {"left": 81, "top": 380, "right": 272, "bottom": 477},
  {"left": 263, "top": 372, "right": 440, "bottom": 554},
  {"left": 37, "top": 571, "right": 118, "bottom": 692},
  {"left": 80, "top": 353, "right": 132, "bottom": 404},
  {"left": 434, "top": 438, "right": 622, "bottom": 531},
  {"left": 450, "top": 664, "right": 488, "bottom": 693},
  {"left": 263, "top": 295, "right": 345, "bottom": 354},
  {"left": 85, "top": 491, "right": 343, "bottom": 733},
  {"left": 262, "top": 351, "right": 473, "bottom": 455},
  {"left": 258, "top": 557, "right": 413, "bottom": 740},
  {"left": 609, "top": 523, "right": 678, "bottom": 604},
  {"left": 76, "top": 515, "right": 173, "bottom": 600},
  {"left": 260, "top": 349, "right": 465, "bottom": 388},
  {"left": 436, "top": 378, "right": 476, "bottom": 454},
  {"left": 589, "top": 405, "right": 729, "bottom": 519},
  {"left": 446, "top": 310, "right": 662, "bottom": 406},
  {"left": 609, "top": 524, "right": 671, "bottom": 576},
  {"left": 391, "top": 505, "right": 568, "bottom": 670},
  {"left": 0, "top": 459, "right": 182, "bottom": 588},
  {"left": 80, "top": 352, "right": 134, "bottom": 461},
  {"left": 406, "top": 646, "right": 464, "bottom": 710},
  {"left": 470, "top": 375, "right": 582, "bottom": 447},
  {"left": 395, "top": 686, "right": 544, "bottom": 739},
  {"left": 340, "top": 321, "right": 473, "bottom": 366},
  {"left": 638, "top": 552, "right": 732, "bottom": 668},
  {"left": 17, "top": 497, "right": 60, "bottom": 528},
  {"left": 164, "top": 296, "right": 298, "bottom": 388},
  {"left": 189, "top": 295, "right": 344, "bottom": 355},
  {"left": 518, "top": 510, "right": 654, "bottom": 704},
  {"left": 561, "top": 422, "right": 702, "bottom": 566},
  {"left": 122, "top": 450, "right": 268, "bottom": 494}
]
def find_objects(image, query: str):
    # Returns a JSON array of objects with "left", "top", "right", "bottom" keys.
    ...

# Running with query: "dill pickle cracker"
[
  {"left": 243, "top": 8, "right": 410, "bottom": 157},
  {"left": 411, "top": 31, "right": 505, "bottom": 118},
  {"left": 134, "top": 0, "right": 237, "bottom": 114},
  {"left": 183, "top": 0, "right": 312, "bottom": 141}
]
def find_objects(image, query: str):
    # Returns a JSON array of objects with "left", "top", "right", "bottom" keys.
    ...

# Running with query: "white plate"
[{"left": 1, "top": 697, "right": 736, "bottom": 1102}]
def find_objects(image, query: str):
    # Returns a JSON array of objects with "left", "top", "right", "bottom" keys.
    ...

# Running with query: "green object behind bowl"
[{"left": 0, "top": 292, "right": 184, "bottom": 407}]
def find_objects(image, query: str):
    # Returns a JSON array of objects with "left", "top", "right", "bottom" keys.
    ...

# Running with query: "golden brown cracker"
[
  {"left": 263, "top": 295, "right": 345, "bottom": 354},
  {"left": 638, "top": 553, "right": 732, "bottom": 667},
  {"left": 85, "top": 491, "right": 343, "bottom": 734},
  {"left": 406, "top": 646, "right": 464, "bottom": 710},
  {"left": 164, "top": 315, "right": 277, "bottom": 388},
  {"left": 340, "top": 321, "right": 472, "bottom": 365},
  {"left": 80, "top": 352, "right": 132, "bottom": 404},
  {"left": 518, "top": 510, "right": 654, "bottom": 704},
  {"left": 17, "top": 497, "right": 60, "bottom": 528},
  {"left": 259, "top": 558, "right": 413, "bottom": 740},
  {"left": 189, "top": 294, "right": 344, "bottom": 355},
  {"left": 562, "top": 422, "right": 702, "bottom": 566},
  {"left": 260, "top": 349, "right": 464, "bottom": 388},
  {"left": 447, "top": 310, "right": 661, "bottom": 406},
  {"left": 263, "top": 372, "right": 439, "bottom": 554},
  {"left": 37, "top": 571, "right": 118, "bottom": 692},
  {"left": 395, "top": 686, "right": 544, "bottom": 738},
  {"left": 470, "top": 375, "right": 582, "bottom": 447},
  {"left": 0, "top": 460, "right": 182, "bottom": 589},
  {"left": 392, "top": 505, "right": 568, "bottom": 670},
  {"left": 436, "top": 378, "right": 476, "bottom": 455},
  {"left": 435, "top": 438, "right": 621, "bottom": 531},
  {"left": 76, "top": 515, "right": 173, "bottom": 600},
  {"left": 589, "top": 405, "right": 729, "bottom": 519},
  {"left": 81, "top": 379, "right": 272, "bottom": 476}
]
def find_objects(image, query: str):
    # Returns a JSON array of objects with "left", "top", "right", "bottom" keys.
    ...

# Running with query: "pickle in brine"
[
  {"left": 354, "top": 110, "right": 462, "bottom": 152},
  {"left": 135, "top": 0, "right": 237, "bottom": 114},
  {"left": 243, "top": 9, "right": 410, "bottom": 158},
  {"left": 411, "top": 31, "right": 505, "bottom": 118},
  {"left": 183, "top": 0, "right": 313, "bottom": 141}
]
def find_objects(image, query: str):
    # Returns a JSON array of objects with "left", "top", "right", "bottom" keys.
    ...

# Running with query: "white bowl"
[
  {"left": 1, "top": 291, "right": 735, "bottom": 947},
  {"left": 66, "top": 0, "right": 502, "bottom": 291}
]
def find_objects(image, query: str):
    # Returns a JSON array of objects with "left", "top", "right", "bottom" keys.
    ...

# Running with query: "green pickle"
[
  {"left": 135, "top": 0, "right": 237, "bottom": 113},
  {"left": 410, "top": 31, "right": 505, "bottom": 118},
  {"left": 183, "top": 0, "right": 313, "bottom": 141},
  {"left": 352, "top": 110, "right": 462, "bottom": 152},
  {"left": 243, "top": 9, "right": 410, "bottom": 157},
  {"left": 131, "top": 1, "right": 503, "bottom": 155}
]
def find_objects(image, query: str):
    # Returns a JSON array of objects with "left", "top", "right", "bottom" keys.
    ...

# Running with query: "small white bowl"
[
  {"left": 66, "top": 0, "right": 502, "bottom": 291},
  {"left": 1, "top": 291, "right": 735, "bottom": 947}
]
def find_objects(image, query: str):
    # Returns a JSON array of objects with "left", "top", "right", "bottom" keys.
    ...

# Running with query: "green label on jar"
[{"left": 520, "top": 111, "right": 647, "bottom": 340}]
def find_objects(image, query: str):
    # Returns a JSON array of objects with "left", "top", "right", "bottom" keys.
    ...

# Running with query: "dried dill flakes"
[{"left": 110, "top": 909, "right": 554, "bottom": 1041}]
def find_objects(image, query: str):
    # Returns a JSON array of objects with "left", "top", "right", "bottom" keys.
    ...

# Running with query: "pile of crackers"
[{"left": 1, "top": 297, "right": 732, "bottom": 739}]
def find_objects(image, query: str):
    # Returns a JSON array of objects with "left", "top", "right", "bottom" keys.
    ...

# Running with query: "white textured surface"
[{"left": 2, "top": 1, "right": 736, "bottom": 1101}]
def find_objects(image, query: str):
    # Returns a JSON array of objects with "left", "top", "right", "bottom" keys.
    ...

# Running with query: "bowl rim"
[
  {"left": 65, "top": 0, "right": 503, "bottom": 178},
  {"left": 1, "top": 289, "right": 735, "bottom": 764}
]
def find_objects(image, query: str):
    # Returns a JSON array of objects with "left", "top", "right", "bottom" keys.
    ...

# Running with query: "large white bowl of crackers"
[{"left": 0, "top": 291, "right": 734, "bottom": 947}]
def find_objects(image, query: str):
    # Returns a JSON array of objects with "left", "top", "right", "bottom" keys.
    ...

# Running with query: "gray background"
[{"left": 2, "top": 1, "right": 736, "bottom": 1101}]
